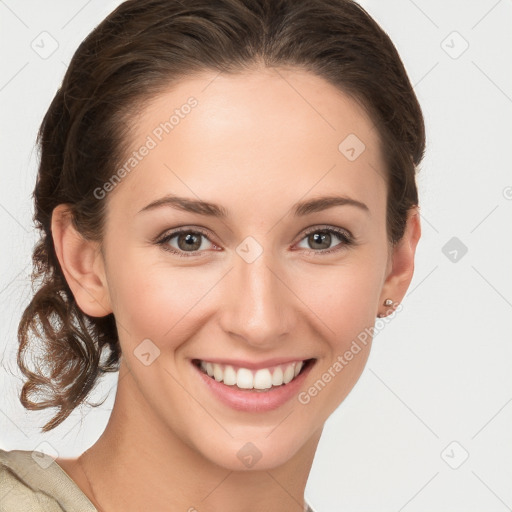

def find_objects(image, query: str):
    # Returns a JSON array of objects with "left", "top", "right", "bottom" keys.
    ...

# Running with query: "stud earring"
[{"left": 377, "top": 298, "right": 396, "bottom": 318}]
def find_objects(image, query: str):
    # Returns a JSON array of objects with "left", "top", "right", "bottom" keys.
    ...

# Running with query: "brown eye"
[
  {"left": 306, "top": 231, "right": 332, "bottom": 250},
  {"left": 296, "top": 227, "right": 353, "bottom": 255},
  {"left": 157, "top": 229, "right": 216, "bottom": 257},
  {"left": 176, "top": 232, "right": 203, "bottom": 251}
]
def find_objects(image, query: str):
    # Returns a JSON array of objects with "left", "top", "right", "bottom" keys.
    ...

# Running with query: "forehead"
[{"left": 106, "top": 67, "right": 386, "bottom": 221}]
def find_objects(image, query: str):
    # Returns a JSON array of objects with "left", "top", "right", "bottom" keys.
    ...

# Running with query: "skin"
[{"left": 52, "top": 66, "right": 421, "bottom": 512}]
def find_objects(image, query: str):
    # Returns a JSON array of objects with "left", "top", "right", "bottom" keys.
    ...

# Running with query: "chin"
[{"left": 187, "top": 422, "right": 317, "bottom": 473}]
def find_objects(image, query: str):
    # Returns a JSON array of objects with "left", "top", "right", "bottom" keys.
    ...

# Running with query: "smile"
[
  {"left": 192, "top": 357, "right": 316, "bottom": 412},
  {"left": 195, "top": 359, "right": 312, "bottom": 391}
]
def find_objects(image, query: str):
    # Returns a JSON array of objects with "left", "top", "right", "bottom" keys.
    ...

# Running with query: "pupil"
[
  {"left": 179, "top": 233, "right": 201, "bottom": 251},
  {"left": 311, "top": 232, "right": 330, "bottom": 249}
]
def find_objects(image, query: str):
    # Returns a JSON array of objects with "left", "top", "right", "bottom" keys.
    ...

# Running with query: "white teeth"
[
  {"left": 198, "top": 359, "right": 308, "bottom": 390},
  {"left": 271, "top": 367, "right": 284, "bottom": 386},
  {"left": 253, "top": 369, "right": 272, "bottom": 390},
  {"left": 237, "top": 368, "right": 254, "bottom": 389},
  {"left": 223, "top": 365, "right": 237, "bottom": 386},
  {"left": 283, "top": 364, "right": 295, "bottom": 384},
  {"left": 213, "top": 363, "right": 223, "bottom": 382}
]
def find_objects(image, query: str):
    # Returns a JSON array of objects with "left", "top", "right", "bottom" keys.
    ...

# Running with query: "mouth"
[{"left": 192, "top": 358, "right": 316, "bottom": 393}]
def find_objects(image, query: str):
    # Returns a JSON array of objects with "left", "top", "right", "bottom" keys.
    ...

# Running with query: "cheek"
[
  {"left": 296, "top": 258, "right": 384, "bottom": 344},
  {"left": 294, "top": 264, "right": 380, "bottom": 421},
  {"left": 107, "top": 251, "right": 220, "bottom": 346}
]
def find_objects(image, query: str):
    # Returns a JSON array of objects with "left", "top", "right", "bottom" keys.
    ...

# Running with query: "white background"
[{"left": 1, "top": 1, "right": 511, "bottom": 511}]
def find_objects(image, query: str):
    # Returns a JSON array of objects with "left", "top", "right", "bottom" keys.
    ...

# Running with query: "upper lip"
[{"left": 192, "top": 357, "right": 314, "bottom": 370}]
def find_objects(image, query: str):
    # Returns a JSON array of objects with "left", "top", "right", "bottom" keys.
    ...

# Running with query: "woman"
[{"left": 0, "top": 0, "right": 424, "bottom": 510}]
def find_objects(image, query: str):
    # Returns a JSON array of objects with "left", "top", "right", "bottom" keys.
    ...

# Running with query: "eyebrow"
[{"left": 137, "top": 193, "right": 370, "bottom": 217}]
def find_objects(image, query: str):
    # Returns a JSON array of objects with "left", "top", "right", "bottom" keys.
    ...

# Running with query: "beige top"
[
  {"left": 0, "top": 448, "right": 316, "bottom": 511},
  {"left": 0, "top": 448, "right": 97, "bottom": 512}
]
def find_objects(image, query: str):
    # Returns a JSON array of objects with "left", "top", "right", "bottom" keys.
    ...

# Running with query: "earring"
[{"left": 377, "top": 298, "right": 396, "bottom": 318}]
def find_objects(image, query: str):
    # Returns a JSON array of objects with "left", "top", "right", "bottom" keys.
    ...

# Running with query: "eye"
[
  {"left": 295, "top": 226, "right": 354, "bottom": 255},
  {"left": 155, "top": 228, "right": 219, "bottom": 257},
  {"left": 155, "top": 225, "right": 355, "bottom": 258}
]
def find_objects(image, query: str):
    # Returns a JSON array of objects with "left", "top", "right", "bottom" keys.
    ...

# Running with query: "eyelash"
[{"left": 155, "top": 225, "right": 355, "bottom": 258}]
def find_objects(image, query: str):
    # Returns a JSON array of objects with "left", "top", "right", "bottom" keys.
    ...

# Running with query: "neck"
[{"left": 79, "top": 359, "right": 321, "bottom": 512}]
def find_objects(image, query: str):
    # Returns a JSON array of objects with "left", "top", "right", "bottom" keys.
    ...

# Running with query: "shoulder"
[{"left": 0, "top": 448, "right": 96, "bottom": 512}]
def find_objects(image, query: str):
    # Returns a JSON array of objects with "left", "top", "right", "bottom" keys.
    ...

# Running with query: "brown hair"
[{"left": 17, "top": 0, "right": 425, "bottom": 432}]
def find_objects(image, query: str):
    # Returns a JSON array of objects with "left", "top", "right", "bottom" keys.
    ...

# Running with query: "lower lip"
[{"left": 193, "top": 360, "right": 315, "bottom": 412}]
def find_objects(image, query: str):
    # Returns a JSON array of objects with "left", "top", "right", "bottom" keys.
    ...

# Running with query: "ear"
[
  {"left": 377, "top": 206, "right": 421, "bottom": 317},
  {"left": 51, "top": 204, "right": 112, "bottom": 317}
]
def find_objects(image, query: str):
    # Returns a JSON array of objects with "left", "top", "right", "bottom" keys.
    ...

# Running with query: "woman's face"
[{"left": 95, "top": 67, "right": 403, "bottom": 470}]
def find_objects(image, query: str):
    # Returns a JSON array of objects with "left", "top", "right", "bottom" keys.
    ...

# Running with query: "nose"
[{"left": 218, "top": 248, "right": 294, "bottom": 349}]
